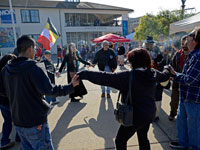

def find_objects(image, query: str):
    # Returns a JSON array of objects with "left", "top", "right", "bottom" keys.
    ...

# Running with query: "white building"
[
  {"left": 128, "top": 16, "right": 141, "bottom": 34},
  {"left": 0, "top": 0, "right": 133, "bottom": 54}
]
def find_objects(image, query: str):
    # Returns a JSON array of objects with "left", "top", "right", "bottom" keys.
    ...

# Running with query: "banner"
[
  {"left": 122, "top": 20, "right": 128, "bottom": 36},
  {"left": 0, "top": 9, "right": 16, "bottom": 24},
  {"left": 0, "top": 27, "right": 20, "bottom": 48}
]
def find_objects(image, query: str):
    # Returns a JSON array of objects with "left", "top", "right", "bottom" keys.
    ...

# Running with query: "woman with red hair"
[{"left": 78, "top": 48, "right": 170, "bottom": 150}]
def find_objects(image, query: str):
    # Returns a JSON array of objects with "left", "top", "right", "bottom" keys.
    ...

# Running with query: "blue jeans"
[
  {"left": 101, "top": 66, "right": 111, "bottom": 94},
  {"left": 45, "top": 96, "right": 56, "bottom": 104},
  {"left": 15, "top": 122, "right": 54, "bottom": 150},
  {"left": 177, "top": 101, "right": 200, "bottom": 150},
  {"left": 0, "top": 104, "right": 12, "bottom": 146}
]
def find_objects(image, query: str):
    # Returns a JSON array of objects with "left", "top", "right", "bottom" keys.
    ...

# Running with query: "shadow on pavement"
[
  {"left": 84, "top": 98, "right": 118, "bottom": 149},
  {"left": 152, "top": 108, "right": 177, "bottom": 150},
  {"left": 56, "top": 95, "right": 70, "bottom": 107},
  {"left": 51, "top": 102, "right": 87, "bottom": 149}
]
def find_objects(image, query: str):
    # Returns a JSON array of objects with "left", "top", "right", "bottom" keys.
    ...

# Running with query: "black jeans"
[{"left": 115, "top": 123, "right": 150, "bottom": 150}]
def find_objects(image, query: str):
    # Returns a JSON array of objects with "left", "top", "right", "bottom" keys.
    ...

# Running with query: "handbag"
[{"left": 114, "top": 71, "right": 134, "bottom": 127}]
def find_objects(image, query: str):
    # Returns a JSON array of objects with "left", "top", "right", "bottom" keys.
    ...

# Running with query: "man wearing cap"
[
  {"left": 42, "top": 50, "right": 60, "bottom": 105},
  {"left": 143, "top": 36, "right": 165, "bottom": 121}
]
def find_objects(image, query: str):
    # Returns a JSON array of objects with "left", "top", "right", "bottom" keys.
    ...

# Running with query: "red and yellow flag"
[{"left": 37, "top": 18, "right": 59, "bottom": 50}]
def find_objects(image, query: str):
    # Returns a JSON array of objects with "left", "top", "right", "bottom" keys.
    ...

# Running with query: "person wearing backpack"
[{"left": 168, "top": 35, "right": 189, "bottom": 121}]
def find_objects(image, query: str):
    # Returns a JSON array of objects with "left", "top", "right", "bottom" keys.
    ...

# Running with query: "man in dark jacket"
[
  {"left": 0, "top": 35, "right": 79, "bottom": 150},
  {"left": 143, "top": 36, "right": 165, "bottom": 121},
  {"left": 169, "top": 35, "right": 189, "bottom": 121},
  {"left": 92, "top": 40, "right": 117, "bottom": 98}
]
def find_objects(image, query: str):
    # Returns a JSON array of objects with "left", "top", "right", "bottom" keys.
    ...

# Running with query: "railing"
[{"left": 64, "top": 20, "right": 122, "bottom": 27}]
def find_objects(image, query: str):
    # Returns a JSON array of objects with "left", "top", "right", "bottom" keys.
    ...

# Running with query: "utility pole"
[
  {"left": 181, "top": 0, "right": 186, "bottom": 19},
  {"left": 9, "top": 0, "right": 17, "bottom": 46}
]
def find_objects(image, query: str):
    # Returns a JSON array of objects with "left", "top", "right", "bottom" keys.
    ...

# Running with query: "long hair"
[{"left": 66, "top": 43, "right": 77, "bottom": 64}]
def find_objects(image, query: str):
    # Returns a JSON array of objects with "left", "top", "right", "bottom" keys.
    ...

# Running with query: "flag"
[{"left": 37, "top": 18, "right": 59, "bottom": 50}]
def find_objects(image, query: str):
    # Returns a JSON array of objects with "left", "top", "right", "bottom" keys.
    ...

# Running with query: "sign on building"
[
  {"left": 122, "top": 20, "right": 128, "bottom": 36},
  {"left": 0, "top": 9, "right": 16, "bottom": 24},
  {"left": 0, "top": 27, "right": 20, "bottom": 48}
]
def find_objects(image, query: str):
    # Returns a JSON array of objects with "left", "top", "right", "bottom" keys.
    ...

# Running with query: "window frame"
[{"left": 21, "top": 9, "right": 40, "bottom": 23}]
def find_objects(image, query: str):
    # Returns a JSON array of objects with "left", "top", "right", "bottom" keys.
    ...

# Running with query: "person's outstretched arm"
[
  {"left": 31, "top": 64, "right": 79, "bottom": 97},
  {"left": 77, "top": 55, "right": 91, "bottom": 66},
  {"left": 58, "top": 55, "right": 68, "bottom": 73},
  {"left": 154, "top": 66, "right": 171, "bottom": 82},
  {"left": 78, "top": 70, "right": 129, "bottom": 91}
]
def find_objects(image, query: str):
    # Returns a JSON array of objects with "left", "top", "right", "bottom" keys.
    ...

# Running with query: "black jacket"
[
  {"left": 117, "top": 46, "right": 125, "bottom": 55},
  {"left": 59, "top": 51, "right": 90, "bottom": 73},
  {"left": 41, "top": 59, "right": 55, "bottom": 84},
  {"left": 93, "top": 48, "right": 117, "bottom": 71},
  {"left": 0, "top": 57, "right": 74, "bottom": 128},
  {"left": 78, "top": 67, "right": 170, "bottom": 126}
]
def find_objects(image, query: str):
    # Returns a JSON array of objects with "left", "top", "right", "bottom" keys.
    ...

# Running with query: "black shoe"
[
  {"left": 169, "top": 115, "right": 175, "bottom": 121},
  {"left": 169, "top": 141, "right": 188, "bottom": 149},
  {"left": 71, "top": 98, "right": 80, "bottom": 102},
  {"left": 101, "top": 93, "right": 105, "bottom": 98},
  {"left": 107, "top": 94, "right": 111, "bottom": 99}
]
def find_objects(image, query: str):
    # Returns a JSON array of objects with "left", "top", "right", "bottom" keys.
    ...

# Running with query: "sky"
[{"left": 83, "top": 0, "right": 200, "bottom": 18}]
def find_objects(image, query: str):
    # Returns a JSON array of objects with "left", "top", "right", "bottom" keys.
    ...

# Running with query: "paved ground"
[{"left": 0, "top": 58, "right": 177, "bottom": 150}]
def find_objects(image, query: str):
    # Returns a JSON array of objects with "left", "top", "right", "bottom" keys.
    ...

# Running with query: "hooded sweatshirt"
[{"left": 0, "top": 57, "right": 74, "bottom": 127}]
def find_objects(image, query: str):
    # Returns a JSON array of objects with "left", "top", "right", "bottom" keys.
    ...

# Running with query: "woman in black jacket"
[
  {"left": 0, "top": 54, "right": 20, "bottom": 149},
  {"left": 57, "top": 43, "right": 91, "bottom": 102},
  {"left": 78, "top": 48, "right": 170, "bottom": 150}
]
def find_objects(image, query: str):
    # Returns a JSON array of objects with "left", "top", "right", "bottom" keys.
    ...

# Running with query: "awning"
[{"left": 169, "top": 13, "right": 200, "bottom": 35}]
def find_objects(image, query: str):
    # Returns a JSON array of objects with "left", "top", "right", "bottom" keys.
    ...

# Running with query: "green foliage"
[{"left": 134, "top": 10, "right": 194, "bottom": 41}]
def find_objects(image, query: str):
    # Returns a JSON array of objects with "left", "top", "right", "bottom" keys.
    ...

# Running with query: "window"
[{"left": 21, "top": 10, "right": 40, "bottom": 23}]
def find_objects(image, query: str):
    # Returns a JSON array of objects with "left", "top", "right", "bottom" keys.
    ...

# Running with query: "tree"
[{"left": 134, "top": 10, "right": 194, "bottom": 41}]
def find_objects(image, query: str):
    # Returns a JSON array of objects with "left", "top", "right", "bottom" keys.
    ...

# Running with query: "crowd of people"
[{"left": 0, "top": 26, "right": 200, "bottom": 150}]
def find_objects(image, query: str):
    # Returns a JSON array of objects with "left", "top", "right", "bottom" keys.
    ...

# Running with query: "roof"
[
  {"left": 0, "top": 0, "right": 133, "bottom": 12},
  {"left": 169, "top": 13, "right": 200, "bottom": 35}
]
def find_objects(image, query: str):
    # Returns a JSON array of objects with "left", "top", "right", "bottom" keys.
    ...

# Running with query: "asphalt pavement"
[{"left": 0, "top": 58, "right": 177, "bottom": 150}]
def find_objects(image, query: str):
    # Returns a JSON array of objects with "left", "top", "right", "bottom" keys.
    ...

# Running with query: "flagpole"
[{"left": 9, "top": 0, "right": 17, "bottom": 46}]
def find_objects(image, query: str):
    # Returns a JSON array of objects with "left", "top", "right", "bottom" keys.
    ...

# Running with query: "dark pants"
[
  {"left": 155, "top": 84, "right": 164, "bottom": 102},
  {"left": 56, "top": 58, "right": 62, "bottom": 67},
  {"left": 115, "top": 124, "right": 150, "bottom": 150},
  {"left": 170, "top": 82, "right": 179, "bottom": 117},
  {"left": 67, "top": 71, "right": 87, "bottom": 99},
  {"left": 0, "top": 105, "right": 12, "bottom": 146}
]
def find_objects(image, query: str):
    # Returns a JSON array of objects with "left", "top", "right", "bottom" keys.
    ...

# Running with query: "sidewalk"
[{"left": 0, "top": 63, "right": 177, "bottom": 150}]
